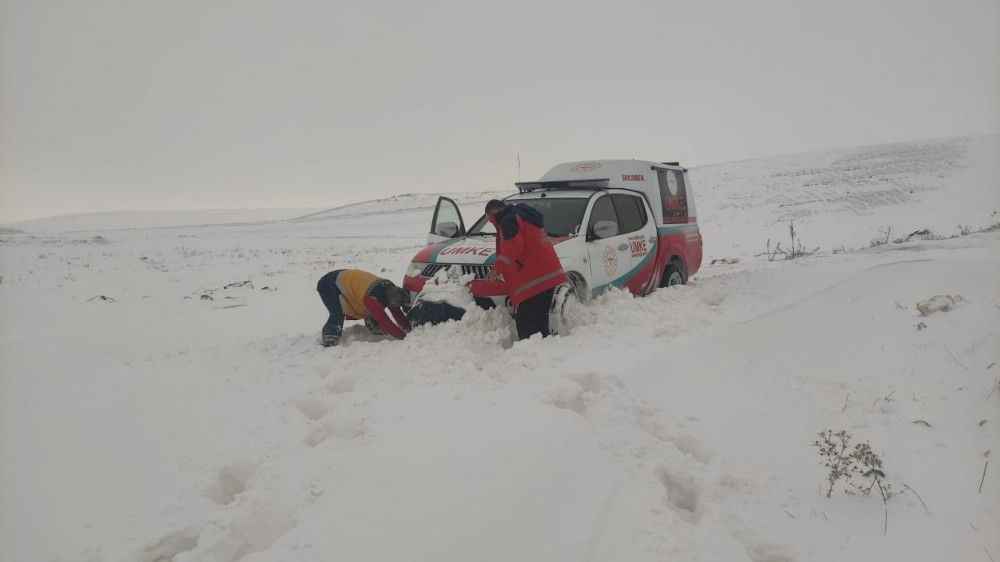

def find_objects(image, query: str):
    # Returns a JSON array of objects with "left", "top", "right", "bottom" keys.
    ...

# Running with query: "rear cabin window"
[
  {"left": 611, "top": 194, "right": 647, "bottom": 234},
  {"left": 657, "top": 169, "right": 688, "bottom": 223}
]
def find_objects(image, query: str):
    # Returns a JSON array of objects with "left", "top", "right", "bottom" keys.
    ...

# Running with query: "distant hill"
[{"left": 7, "top": 135, "right": 996, "bottom": 247}]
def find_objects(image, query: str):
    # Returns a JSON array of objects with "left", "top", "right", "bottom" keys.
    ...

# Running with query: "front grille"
[
  {"left": 421, "top": 263, "right": 447, "bottom": 277},
  {"left": 462, "top": 264, "right": 495, "bottom": 279},
  {"left": 421, "top": 263, "right": 494, "bottom": 279}
]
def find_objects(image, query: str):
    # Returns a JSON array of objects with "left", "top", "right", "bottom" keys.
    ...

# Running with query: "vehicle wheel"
[
  {"left": 549, "top": 281, "right": 582, "bottom": 336},
  {"left": 662, "top": 262, "right": 685, "bottom": 287}
]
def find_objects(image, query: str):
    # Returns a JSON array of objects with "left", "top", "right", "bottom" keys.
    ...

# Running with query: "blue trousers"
[{"left": 317, "top": 270, "right": 345, "bottom": 337}]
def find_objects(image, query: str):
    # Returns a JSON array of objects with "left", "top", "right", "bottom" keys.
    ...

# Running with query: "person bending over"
[{"left": 315, "top": 269, "right": 410, "bottom": 347}]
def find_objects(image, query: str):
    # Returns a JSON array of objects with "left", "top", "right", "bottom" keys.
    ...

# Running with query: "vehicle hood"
[
  {"left": 412, "top": 235, "right": 575, "bottom": 265},
  {"left": 414, "top": 237, "right": 496, "bottom": 264}
]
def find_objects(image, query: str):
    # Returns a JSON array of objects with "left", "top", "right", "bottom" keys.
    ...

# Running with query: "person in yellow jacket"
[{"left": 316, "top": 269, "right": 411, "bottom": 347}]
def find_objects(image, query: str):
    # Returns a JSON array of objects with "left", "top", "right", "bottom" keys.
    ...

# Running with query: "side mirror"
[
  {"left": 590, "top": 220, "right": 618, "bottom": 240},
  {"left": 436, "top": 221, "right": 460, "bottom": 238}
]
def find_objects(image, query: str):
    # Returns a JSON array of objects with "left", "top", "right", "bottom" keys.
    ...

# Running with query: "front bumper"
[{"left": 403, "top": 275, "right": 509, "bottom": 309}]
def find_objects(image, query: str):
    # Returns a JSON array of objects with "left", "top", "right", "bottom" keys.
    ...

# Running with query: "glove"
[{"left": 364, "top": 316, "right": 385, "bottom": 336}]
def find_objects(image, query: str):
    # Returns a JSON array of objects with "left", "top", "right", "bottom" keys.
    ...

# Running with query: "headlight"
[{"left": 405, "top": 261, "right": 428, "bottom": 278}]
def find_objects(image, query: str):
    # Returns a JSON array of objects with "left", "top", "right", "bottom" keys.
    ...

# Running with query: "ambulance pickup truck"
[{"left": 402, "top": 159, "right": 703, "bottom": 326}]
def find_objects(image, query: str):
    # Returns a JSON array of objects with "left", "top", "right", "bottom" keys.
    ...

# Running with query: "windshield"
[{"left": 467, "top": 197, "right": 590, "bottom": 237}]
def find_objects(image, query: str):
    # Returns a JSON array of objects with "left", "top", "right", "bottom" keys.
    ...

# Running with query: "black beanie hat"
[{"left": 485, "top": 199, "right": 507, "bottom": 214}]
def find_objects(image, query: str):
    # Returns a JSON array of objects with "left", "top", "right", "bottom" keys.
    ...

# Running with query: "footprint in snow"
[
  {"left": 743, "top": 541, "right": 798, "bottom": 562},
  {"left": 637, "top": 407, "right": 714, "bottom": 464},
  {"left": 137, "top": 526, "right": 199, "bottom": 562},
  {"left": 293, "top": 397, "right": 330, "bottom": 421},
  {"left": 656, "top": 464, "right": 703, "bottom": 523},
  {"left": 304, "top": 413, "right": 368, "bottom": 447},
  {"left": 726, "top": 517, "right": 799, "bottom": 562},
  {"left": 204, "top": 462, "right": 256, "bottom": 506},
  {"left": 325, "top": 374, "right": 358, "bottom": 394},
  {"left": 544, "top": 372, "right": 613, "bottom": 417},
  {"left": 141, "top": 500, "right": 297, "bottom": 562}
]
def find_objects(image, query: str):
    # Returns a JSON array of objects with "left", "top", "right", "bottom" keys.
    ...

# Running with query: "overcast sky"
[{"left": 2, "top": 0, "right": 997, "bottom": 223}]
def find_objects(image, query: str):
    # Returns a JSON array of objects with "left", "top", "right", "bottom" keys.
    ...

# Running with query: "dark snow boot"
[{"left": 321, "top": 324, "right": 342, "bottom": 347}]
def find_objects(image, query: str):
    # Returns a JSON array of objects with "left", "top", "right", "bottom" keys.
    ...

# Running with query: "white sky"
[{"left": 2, "top": 0, "right": 998, "bottom": 223}]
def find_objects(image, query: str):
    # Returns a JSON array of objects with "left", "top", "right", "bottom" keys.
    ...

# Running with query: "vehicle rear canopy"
[{"left": 535, "top": 160, "right": 696, "bottom": 225}]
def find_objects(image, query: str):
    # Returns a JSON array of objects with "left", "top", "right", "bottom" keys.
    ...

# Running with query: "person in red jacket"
[
  {"left": 316, "top": 269, "right": 411, "bottom": 347},
  {"left": 484, "top": 199, "right": 567, "bottom": 340}
]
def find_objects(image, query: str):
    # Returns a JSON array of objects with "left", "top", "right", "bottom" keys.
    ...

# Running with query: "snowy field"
[{"left": 1, "top": 135, "right": 998, "bottom": 562}]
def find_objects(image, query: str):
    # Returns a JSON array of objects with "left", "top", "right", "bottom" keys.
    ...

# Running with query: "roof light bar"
[{"left": 515, "top": 178, "right": 610, "bottom": 193}]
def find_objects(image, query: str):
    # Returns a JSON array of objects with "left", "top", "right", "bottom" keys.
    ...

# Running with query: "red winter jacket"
[
  {"left": 363, "top": 296, "right": 410, "bottom": 339},
  {"left": 488, "top": 204, "right": 567, "bottom": 306}
]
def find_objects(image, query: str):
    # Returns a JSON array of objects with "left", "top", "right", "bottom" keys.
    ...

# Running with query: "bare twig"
[
  {"left": 980, "top": 461, "right": 989, "bottom": 494},
  {"left": 842, "top": 393, "right": 850, "bottom": 413},
  {"left": 912, "top": 419, "right": 932, "bottom": 428},
  {"left": 944, "top": 345, "right": 969, "bottom": 371},
  {"left": 986, "top": 546, "right": 995, "bottom": 562},
  {"left": 872, "top": 391, "right": 896, "bottom": 412},
  {"left": 757, "top": 223, "right": 819, "bottom": 260},
  {"left": 876, "top": 478, "right": 889, "bottom": 535},
  {"left": 903, "top": 483, "right": 930, "bottom": 515}
]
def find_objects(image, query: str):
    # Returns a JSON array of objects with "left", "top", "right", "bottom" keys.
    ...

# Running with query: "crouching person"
[{"left": 316, "top": 269, "right": 411, "bottom": 347}]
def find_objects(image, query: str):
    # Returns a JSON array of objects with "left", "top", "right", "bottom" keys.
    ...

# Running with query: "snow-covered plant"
[
  {"left": 815, "top": 430, "right": 855, "bottom": 498},
  {"left": 848, "top": 441, "right": 893, "bottom": 499},
  {"left": 869, "top": 225, "right": 892, "bottom": 248},
  {"left": 760, "top": 221, "right": 819, "bottom": 261},
  {"left": 814, "top": 429, "right": 893, "bottom": 499}
]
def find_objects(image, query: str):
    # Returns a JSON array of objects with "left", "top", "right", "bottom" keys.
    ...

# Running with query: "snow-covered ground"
[{"left": 1, "top": 135, "right": 997, "bottom": 562}]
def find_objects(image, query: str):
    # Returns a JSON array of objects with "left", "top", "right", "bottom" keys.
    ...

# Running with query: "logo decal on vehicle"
[
  {"left": 439, "top": 246, "right": 493, "bottom": 257},
  {"left": 603, "top": 245, "right": 618, "bottom": 277},
  {"left": 572, "top": 162, "right": 603, "bottom": 172},
  {"left": 628, "top": 236, "right": 648, "bottom": 257}
]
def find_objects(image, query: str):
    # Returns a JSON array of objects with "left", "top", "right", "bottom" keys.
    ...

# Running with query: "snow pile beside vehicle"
[{"left": 413, "top": 267, "right": 477, "bottom": 308}]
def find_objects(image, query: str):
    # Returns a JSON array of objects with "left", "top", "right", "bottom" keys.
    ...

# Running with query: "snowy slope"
[
  {"left": 0, "top": 135, "right": 997, "bottom": 562},
  {"left": 7, "top": 208, "right": 321, "bottom": 233},
  {"left": 694, "top": 135, "right": 999, "bottom": 260}
]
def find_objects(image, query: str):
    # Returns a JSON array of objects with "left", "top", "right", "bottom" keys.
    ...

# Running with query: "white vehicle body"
[{"left": 403, "top": 160, "right": 703, "bottom": 309}]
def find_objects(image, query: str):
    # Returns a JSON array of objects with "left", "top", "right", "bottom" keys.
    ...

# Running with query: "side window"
[
  {"left": 635, "top": 196, "right": 648, "bottom": 225},
  {"left": 469, "top": 214, "right": 496, "bottom": 235},
  {"left": 587, "top": 195, "right": 619, "bottom": 239},
  {"left": 657, "top": 169, "right": 688, "bottom": 223},
  {"left": 611, "top": 194, "right": 646, "bottom": 234},
  {"left": 432, "top": 196, "right": 465, "bottom": 237},
  {"left": 478, "top": 219, "right": 496, "bottom": 235}
]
